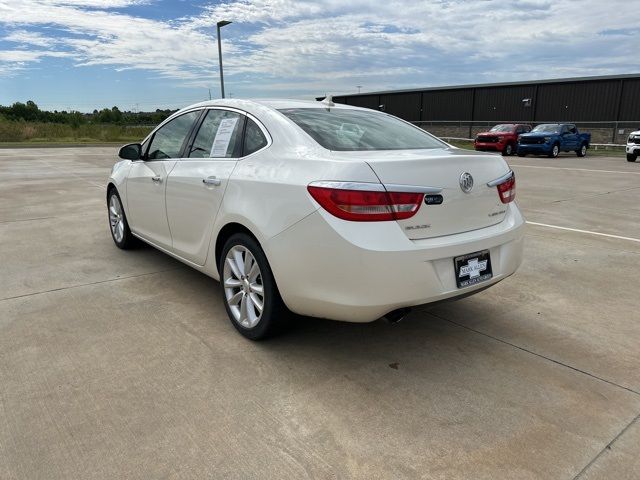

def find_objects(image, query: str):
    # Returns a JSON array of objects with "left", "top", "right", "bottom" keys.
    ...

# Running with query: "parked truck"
[
  {"left": 474, "top": 124, "right": 531, "bottom": 156},
  {"left": 517, "top": 123, "right": 591, "bottom": 158},
  {"left": 626, "top": 130, "right": 640, "bottom": 162}
]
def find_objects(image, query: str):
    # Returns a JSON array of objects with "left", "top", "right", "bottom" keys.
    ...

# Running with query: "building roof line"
[{"left": 331, "top": 73, "right": 640, "bottom": 98}]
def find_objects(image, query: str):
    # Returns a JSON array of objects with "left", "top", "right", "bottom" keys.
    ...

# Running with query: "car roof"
[{"left": 177, "top": 98, "right": 357, "bottom": 114}]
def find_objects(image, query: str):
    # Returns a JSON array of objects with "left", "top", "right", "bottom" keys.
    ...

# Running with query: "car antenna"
[{"left": 319, "top": 94, "right": 334, "bottom": 109}]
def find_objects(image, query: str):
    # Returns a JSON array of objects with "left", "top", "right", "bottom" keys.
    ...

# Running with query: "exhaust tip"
[{"left": 383, "top": 307, "right": 412, "bottom": 324}]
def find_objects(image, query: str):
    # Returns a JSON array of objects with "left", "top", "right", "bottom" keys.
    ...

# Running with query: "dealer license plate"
[{"left": 454, "top": 250, "right": 493, "bottom": 288}]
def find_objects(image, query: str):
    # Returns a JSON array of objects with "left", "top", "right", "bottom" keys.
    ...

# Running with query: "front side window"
[
  {"left": 279, "top": 108, "right": 447, "bottom": 151},
  {"left": 147, "top": 110, "right": 200, "bottom": 160},
  {"left": 243, "top": 118, "right": 268, "bottom": 156},
  {"left": 188, "top": 109, "right": 244, "bottom": 159}
]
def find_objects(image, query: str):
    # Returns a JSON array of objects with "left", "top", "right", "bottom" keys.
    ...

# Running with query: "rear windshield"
[{"left": 278, "top": 108, "right": 447, "bottom": 151}]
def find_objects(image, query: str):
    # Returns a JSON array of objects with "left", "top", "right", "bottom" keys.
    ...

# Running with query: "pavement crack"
[
  {"left": 0, "top": 216, "right": 57, "bottom": 224},
  {"left": 524, "top": 232, "right": 640, "bottom": 256},
  {"left": 572, "top": 412, "right": 640, "bottom": 480},
  {"left": 0, "top": 267, "right": 185, "bottom": 302},
  {"left": 543, "top": 185, "right": 640, "bottom": 205},
  {"left": 427, "top": 311, "right": 640, "bottom": 397}
]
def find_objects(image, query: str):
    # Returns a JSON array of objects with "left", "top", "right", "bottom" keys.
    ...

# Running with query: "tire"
[
  {"left": 502, "top": 143, "right": 514, "bottom": 156},
  {"left": 549, "top": 143, "right": 560, "bottom": 158},
  {"left": 219, "top": 233, "right": 289, "bottom": 340},
  {"left": 107, "top": 188, "right": 137, "bottom": 249},
  {"left": 627, "top": 153, "right": 637, "bottom": 162},
  {"left": 576, "top": 143, "right": 587, "bottom": 157}
]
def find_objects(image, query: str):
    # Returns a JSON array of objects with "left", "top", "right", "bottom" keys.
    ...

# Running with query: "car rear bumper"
[{"left": 265, "top": 204, "right": 525, "bottom": 322}]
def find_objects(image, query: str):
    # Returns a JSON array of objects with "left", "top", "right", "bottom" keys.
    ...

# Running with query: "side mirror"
[{"left": 118, "top": 143, "right": 142, "bottom": 160}]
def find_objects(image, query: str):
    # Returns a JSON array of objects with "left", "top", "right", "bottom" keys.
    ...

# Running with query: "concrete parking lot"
[{"left": 1, "top": 146, "right": 639, "bottom": 479}]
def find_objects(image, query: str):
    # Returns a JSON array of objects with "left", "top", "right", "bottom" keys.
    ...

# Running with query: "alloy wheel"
[
  {"left": 223, "top": 246, "right": 265, "bottom": 328},
  {"left": 109, "top": 194, "right": 125, "bottom": 243}
]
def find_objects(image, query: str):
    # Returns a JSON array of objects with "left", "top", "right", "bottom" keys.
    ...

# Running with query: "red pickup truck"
[{"left": 474, "top": 124, "right": 531, "bottom": 156}]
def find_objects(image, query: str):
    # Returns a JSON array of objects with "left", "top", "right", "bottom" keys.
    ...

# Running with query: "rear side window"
[
  {"left": 279, "top": 108, "right": 446, "bottom": 151},
  {"left": 188, "top": 109, "right": 244, "bottom": 158},
  {"left": 147, "top": 110, "right": 200, "bottom": 160},
  {"left": 243, "top": 118, "right": 268, "bottom": 156}
]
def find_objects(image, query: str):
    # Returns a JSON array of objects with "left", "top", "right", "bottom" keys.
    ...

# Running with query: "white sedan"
[{"left": 107, "top": 98, "right": 524, "bottom": 339}]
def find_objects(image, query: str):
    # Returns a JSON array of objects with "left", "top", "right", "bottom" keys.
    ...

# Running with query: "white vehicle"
[
  {"left": 107, "top": 99, "right": 524, "bottom": 339},
  {"left": 627, "top": 130, "right": 640, "bottom": 162}
]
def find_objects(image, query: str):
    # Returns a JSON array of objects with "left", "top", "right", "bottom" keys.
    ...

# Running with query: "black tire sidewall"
[
  {"left": 219, "top": 233, "right": 286, "bottom": 340},
  {"left": 550, "top": 144, "right": 559, "bottom": 158},
  {"left": 627, "top": 154, "right": 637, "bottom": 162},
  {"left": 577, "top": 144, "right": 587, "bottom": 157}
]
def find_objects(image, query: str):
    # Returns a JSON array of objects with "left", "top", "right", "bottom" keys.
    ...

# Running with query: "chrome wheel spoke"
[
  {"left": 226, "top": 256, "right": 242, "bottom": 280},
  {"left": 245, "top": 294, "right": 259, "bottom": 326},
  {"left": 233, "top": 249, "right": 245, "bottom": 277},
  {"left": 244, "top": 254, "right": 254, "bottom": 276},
  {"left": 228, "top": 291, "right": 243, "bottom": 307},
  {"left": 250, "top": 283, "right": 263, "bottom": 295},
  {"left": 250, "top": 292, "right": 263, "bottom": 312},
  {"left": 224, "top": 278, "right": 242, "bottom": 288},
  {"left": 239, "top": 293, "right": 248, "bottom": 325},
  {"left": 248, "top": 262, "right": 260, "bottom": 282}
]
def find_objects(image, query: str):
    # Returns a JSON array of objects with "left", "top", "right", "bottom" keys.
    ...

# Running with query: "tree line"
[{"left": 0, "top": 100, "right": 176, "bottom": 126}]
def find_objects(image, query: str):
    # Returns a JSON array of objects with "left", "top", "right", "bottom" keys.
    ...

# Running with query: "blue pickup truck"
[{"left": 517, "top": 123, "right": 591, "bottom": 158}]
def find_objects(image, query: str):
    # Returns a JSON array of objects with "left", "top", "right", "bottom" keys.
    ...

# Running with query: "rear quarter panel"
[{"left": 204, "top": 149, "right": 381, "bottom": 280}]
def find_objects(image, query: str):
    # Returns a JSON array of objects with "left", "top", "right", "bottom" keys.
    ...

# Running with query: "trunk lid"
[{"left": 330, "top": 148, "right": 511, "bottom": 240}]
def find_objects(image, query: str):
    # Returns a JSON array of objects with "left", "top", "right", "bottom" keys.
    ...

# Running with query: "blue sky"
[{"left": 0, "top": 0, "right": 638, "bottom": 112}]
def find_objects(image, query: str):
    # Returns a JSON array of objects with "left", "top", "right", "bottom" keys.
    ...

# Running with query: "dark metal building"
[{"left": 327, "top": 74, "right": 640, "bottom": 124}]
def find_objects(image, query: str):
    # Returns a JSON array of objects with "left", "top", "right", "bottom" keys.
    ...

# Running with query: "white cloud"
[{"left": 0, "top": 0, "right": 638, "bottom": 98}]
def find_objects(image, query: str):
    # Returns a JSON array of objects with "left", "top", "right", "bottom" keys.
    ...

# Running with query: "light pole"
[{"left": 216, "top": 20, "right": 232, "bottom": 99}]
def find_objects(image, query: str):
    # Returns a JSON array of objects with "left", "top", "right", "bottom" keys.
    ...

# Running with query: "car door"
[
  {"left": 566, "top": 124, "right": 579, "bottom": 149},
  {"left": 126, "top": 109, "right": 202, "bottom": 248},
  {"left": 165, "top": 108, "right": 247, "bottom": 265},
  {"left": 559, "top": 124, "right": 577, "bottom": 150}
]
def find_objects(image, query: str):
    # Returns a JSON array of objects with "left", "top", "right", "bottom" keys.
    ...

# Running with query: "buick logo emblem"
[{"left": 459, "top": 172, "right": 474, "bottom": 193}]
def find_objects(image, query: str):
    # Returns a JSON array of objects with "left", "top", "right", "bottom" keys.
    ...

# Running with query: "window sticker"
[{"left": 210, "top": 117, "right": 238, "bottom": 157}]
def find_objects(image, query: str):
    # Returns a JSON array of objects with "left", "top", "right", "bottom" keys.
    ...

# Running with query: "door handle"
[
  {"left": 202, "top": 176, "right": 222, "bottom": 186},
  {"left": 151, "top": 175, "right": 162, "bottom": 183}
]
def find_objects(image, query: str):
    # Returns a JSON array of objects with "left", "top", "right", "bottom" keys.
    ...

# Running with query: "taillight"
[
  {"left": 307, "top": 182, "right": 423, "bottom": 221},
  {"left": 496, "top": 174, "right": 516, "bottom": 203}
]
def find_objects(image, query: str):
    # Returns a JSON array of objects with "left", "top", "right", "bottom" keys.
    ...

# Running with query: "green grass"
[
  {"left": 445, "top": 139, "right": 625, "bottom": 157},
  {"left": 0, "top": 120, "right": 152, "bottom": 145}
]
